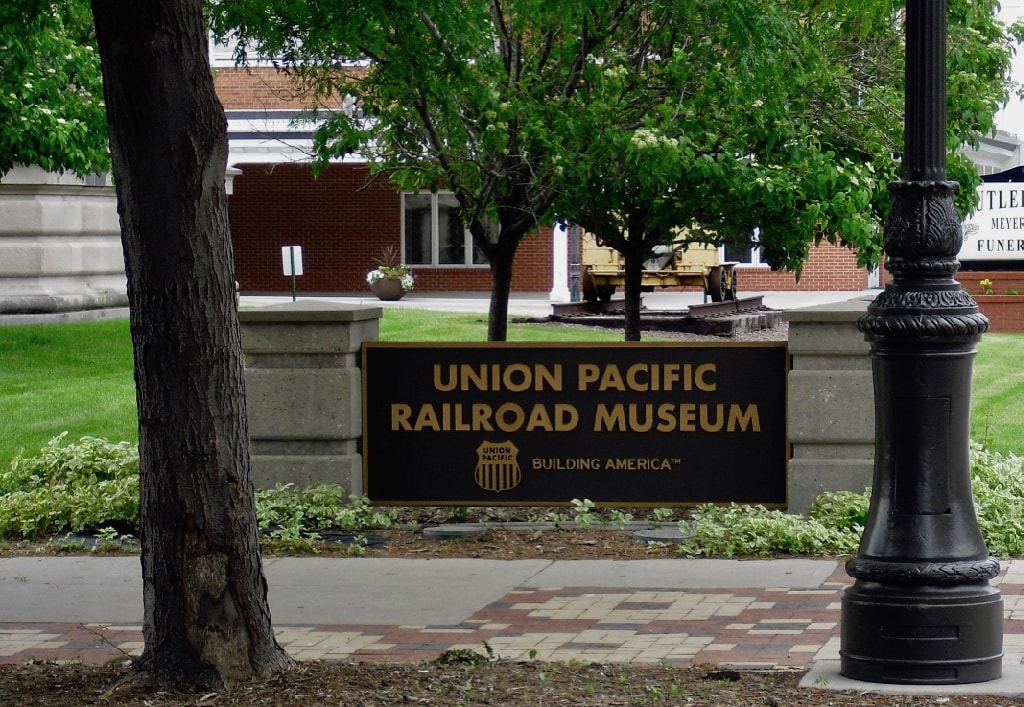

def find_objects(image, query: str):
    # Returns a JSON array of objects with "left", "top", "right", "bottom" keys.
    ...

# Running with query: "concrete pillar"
[
  {"left": 785, "top": 296, "right": 875, "bottom": 514},
  {"left": 550, "top": 223, "right": 570, "bottom": 303},
  {"left": 238, "top": 300, "right": 382, "bottom": 494},
  {"left": 0, "top": 166, "right": 126, "bottom": 313}
]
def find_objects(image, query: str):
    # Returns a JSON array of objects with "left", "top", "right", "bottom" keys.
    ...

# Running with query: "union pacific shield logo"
[{"left": 474, "top": 441, "right": 521, "bottom": 493}]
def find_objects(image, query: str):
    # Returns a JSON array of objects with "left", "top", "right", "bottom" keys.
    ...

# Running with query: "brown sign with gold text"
[{"left": 362, "top": 342, "right": 788, "bottom": 506}]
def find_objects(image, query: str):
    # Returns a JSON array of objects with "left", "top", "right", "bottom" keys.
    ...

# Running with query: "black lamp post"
[{"left": 840, "top": 0, "right": 1003, "bottom": 684}]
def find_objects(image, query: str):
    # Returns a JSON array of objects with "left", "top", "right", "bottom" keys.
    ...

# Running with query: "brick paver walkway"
[{"left": 4, "top": 562, "right": 1024, "bottom": 669}]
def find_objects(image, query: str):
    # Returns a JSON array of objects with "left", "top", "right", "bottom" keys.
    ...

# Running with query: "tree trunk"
[
  {"left": 91, "top": 0, "right": 292, "bottom": 686},
  {"left": 622, "top": 251, "right": 645, "bottom": 342},
  {"left": 621, "top": 228, "right": 648, "bottom": 341},
  {"left": 487, "top": 240, "right": 517, "bottom": 341}
]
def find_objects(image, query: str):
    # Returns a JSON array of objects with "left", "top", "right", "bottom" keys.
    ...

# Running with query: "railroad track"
[
  {"left": 542, "top": 295, "right": 779, "bottom": 337},
  {"left": 686, "top": 295, "right": 765, "bottom": 317},
  {"left": 550, "top": 294, "right": 765, "bottom": 319},
  {"left": 549, "top": 299, "right": 625, "bottom": 316}
]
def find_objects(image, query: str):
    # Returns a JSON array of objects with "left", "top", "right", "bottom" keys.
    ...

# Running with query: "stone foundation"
[
  {"left": 0, "top": 166, "right": 126, "bottom": 314},
  {"left": 785, "top": 296, "right": 875, "bottom": 514},
  {"left": 238, "top": 296, "right": 880, "bottom": 512},
  {"left": 238, "top": 300, "right": 382, "bottom": 494}
]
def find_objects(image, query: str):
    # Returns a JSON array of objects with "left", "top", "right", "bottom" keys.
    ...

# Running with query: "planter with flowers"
[
  {"left": 969, "top": 277, "right": 1024, "bottom": 332},
  {"left": 366, "top": 246, "right": 415, "bottom": 301}
]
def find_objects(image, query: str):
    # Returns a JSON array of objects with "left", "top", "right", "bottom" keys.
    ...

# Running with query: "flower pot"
[{"left": 370, "top": 278, "right": 407, "bottom": 301}]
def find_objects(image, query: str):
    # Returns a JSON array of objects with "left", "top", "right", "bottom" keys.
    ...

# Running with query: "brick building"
[
  {"left": 226, "top": 160, "right": 553, "bottom": 294},
  {"left": 212, "top": 60, "right": 884, "bottom": 297}
]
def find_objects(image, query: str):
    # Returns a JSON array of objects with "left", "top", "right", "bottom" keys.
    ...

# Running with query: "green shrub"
[
  {"left": 676, "top": 445, "right": 1024, "bottom": 558},
  {"left": 970, "top": 442, "right": 1024, "bottom": 557},
  {"left": 1, "top": 434, "right": 396, "bottom": 541},
  {"left": 677, "top": 503, "right": 862, "bottom": 558},
  {"left": 809, "top": 489, "right": 870, "bottom": 530},
  {"left": 0, "top": 433, "right": 140, "bottom": 538},
  {"left": 255, "top": 483, "right": 397, "bottom": 534},
  {"left": 254, "top": 484, "right": 397, "bottom": 554},
  {"left": 4, "top": 435, "right": 1023, "bottom": 559}
]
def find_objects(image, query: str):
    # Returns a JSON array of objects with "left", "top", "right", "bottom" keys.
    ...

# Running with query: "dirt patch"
[
  {"left": 339, "top": 525, "right": 684, "bottom": 559},
  {"left": 0, "top": 506, "right": 691, "bottom": 560},
  {"left": 1, "top": 659, "right": 1015, "bottom": 706}
]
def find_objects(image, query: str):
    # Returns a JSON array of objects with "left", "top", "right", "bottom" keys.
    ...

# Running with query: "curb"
[{"left": 421, "top": 521, "right": 692, "bottom": 543}]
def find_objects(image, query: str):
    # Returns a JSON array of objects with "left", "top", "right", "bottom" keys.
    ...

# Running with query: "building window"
[
  {"left": 721, "top": 228, "right": 768, "bottom": 267},
  {"left": 402, "top": 192, "right": 487, "bottom": 266}
]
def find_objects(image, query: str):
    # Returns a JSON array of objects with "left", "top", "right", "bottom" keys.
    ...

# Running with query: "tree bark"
[
  {"left": 622, "top": 249, "right": 645, "bottom": 342},
  {"left": 621, "top": 222, "right": 649, "bottom": 342},
  {"left": 91, "top": 0, "right": 292, "bottom": 685},
  {"left": 487, "top": 242, "right": 517, "bottom": 342}
]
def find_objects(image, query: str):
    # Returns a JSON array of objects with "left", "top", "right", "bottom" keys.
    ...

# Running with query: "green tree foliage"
[
  {"left": 215, "top": 1, "right": 676, "bottom": 340},
  {"left": 553, "top": 0, "right": 1015, "bottom": 338},
  {"left": 0, "top": 0, "right": 109, "bottom": 176},
  {"left": 573, "top": 2, "right": 894, "bottom": 268},
  {"left": 214, "top": 1, "right": 1016, "bottom": 341}
]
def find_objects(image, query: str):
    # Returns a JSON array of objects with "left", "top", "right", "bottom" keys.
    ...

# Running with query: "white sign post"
[
  {"left": 281, "top": 245, "right": 303, "bottom": 301},
  {"left": 960, "top": 184, "right": 1024, "bottom": 263}
]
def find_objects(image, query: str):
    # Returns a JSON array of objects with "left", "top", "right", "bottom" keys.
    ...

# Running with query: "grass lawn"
[
  {"left": 377, "top": 308, "right": 630, "bottom": 342},
  {"left": 971, "top": 332, "right": 1024, "bottom": 454},
  {"left": 0, "top": 309, "right": 1020, "bottom": 467},
  {"left": 0, "top": 318, "right": 137, "bottom": 466}
]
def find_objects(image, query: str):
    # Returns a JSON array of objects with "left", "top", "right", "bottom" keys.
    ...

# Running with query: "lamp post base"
[{"left": 841, "top": 580, "right": 1003, "bottom": 684}]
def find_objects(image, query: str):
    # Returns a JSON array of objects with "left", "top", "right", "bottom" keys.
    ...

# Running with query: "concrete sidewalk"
[
  {"left": 239, "top": 289, "right": 878, "bottom": 318},
  {"left": 3, "top": 554, "right": 1024, "bottom": 695},
  {"left": 3, "top": 289, "right": 876, "bottom": 325}
]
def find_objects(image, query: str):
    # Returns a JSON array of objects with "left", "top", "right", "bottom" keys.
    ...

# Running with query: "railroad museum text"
[{"left": 362, "top": 343, "right": 788, "bottom": 506}]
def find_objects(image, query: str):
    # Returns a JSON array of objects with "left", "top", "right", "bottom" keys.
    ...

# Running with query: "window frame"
[
  {"left": 720, "top": 228, "right": 769, "bottom": 268},
  {"left": 400, "top": 191, "right": 487, "bottom": 268}
]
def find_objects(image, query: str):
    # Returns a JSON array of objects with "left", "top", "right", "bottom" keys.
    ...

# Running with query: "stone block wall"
[
  {"left": 0, "top": 166, "right": 126, "bottom": 313},
  {"left": 785, "top": 296, "right": 876, "bottom": 514},
  {"left": 238, "top": 296, "right": 882, "bottom": 514},
  {"left": 238, "top": 300, "right": 382, "bottom": 495}
]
